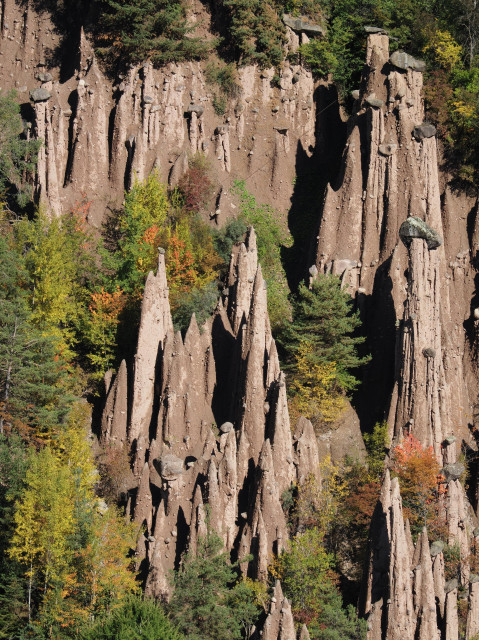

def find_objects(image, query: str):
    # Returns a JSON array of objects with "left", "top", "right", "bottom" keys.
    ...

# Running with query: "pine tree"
[
  {"left": 0, "top": 236, "right": 70, "bottom": 435},
  {"left": 0, "top": 90, "right": 41, "bottom": 211},
  {"left": 168, "top": 533, "right": 259, "bottom": 640},
  {"left": 81, "top": 595, "right": 183, "bottom": 640},
  {"left": 282, "top": 275, "right": 369, "bottom": 395}
]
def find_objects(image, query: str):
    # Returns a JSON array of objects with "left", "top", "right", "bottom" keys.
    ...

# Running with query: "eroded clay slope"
[
  {"left": 313, "top": 32, "right": 479, "bottom": 453},
  {"left": 101, "top": 228, "right": 319, "bottom": 624},
  {"left": 0, "top": 0, "right": 321, "bottom": 225}
]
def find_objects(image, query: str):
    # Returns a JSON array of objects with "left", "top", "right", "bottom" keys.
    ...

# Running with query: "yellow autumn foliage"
[
  {"left": 451, "top": 99, "right": 476, "bottom": 121},
  {"left": 289, "top": 341, "right": 344, "bottom": 428},
  {"left": 8, "top": 401, "right": 138, "bottom": 629},
  {"left": 294, "top": 456, "right": 348, "bottom": 536},
  {"left": 423, "top": 29, "right": 462, "bottom": 71}
]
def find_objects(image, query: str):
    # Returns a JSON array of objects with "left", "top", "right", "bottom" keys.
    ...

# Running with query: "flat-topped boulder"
[
  {"left": 159, "top": 454, "right": 184, "bottom": 480},
  {"left": 283, "top": 14, "right": 325, "bottom": 36},
  {"left": 390, "top": 50, "right": 426, "bottom": 71},
  {"left": 365, "top": 25, "right": 388, "bottom": 34},
  {"left": 30, "top": 87, "right": 51, "bottom": 102},
  {"left": 413, "top": 123, "right": 437, "bottom": 140},
  {"left": 441, "top": 461, "right": 465, "bottom": 482},
  {"left": 399, "top": 216, "right": 443, "bottom": 250}
]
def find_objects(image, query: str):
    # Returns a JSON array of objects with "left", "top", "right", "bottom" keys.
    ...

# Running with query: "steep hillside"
[{"left": 3, "top": 0, "right": 479, "bottom": 639}]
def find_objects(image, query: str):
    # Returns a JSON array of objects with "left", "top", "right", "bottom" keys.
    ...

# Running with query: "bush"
[
  {"left": 298, "top": 39, "right": 337, "bottom": 77},
  {"left": 289, "top": 342, "right": 345, "bottom": 428},
  {"left": 96, "top": 0, "right": 211, "bottom": 67},
  {"left": 81, "top": 595, "right": 183, "bottom": 640},
  {"left": 231, "top": 180, "right": 292, "bottom": 331},
  {"left": 274, "top": 528, "right": 367, "bottom": 639},
  {"left": 168, "top": 533, "right": 259, "bottom": 640},
  {"left": 206, "top": 61, "right": 241, "bottom": 97},
  {"left": 177, "top": 154, "right": 215, "bottom": 213},
  {"left": 391, "top": 434, "right": 446, "bottom": 539},
  {"left": 443, "top": 542, "right": 461, "bottom": 581},
  {"left": 213, "top": 218, "right": 248, "bottom": 265},
  {"left": 111, "top": 171, "right": 221, "bottom": 330},
  {"left": 172, "top": 280, "right": 220, "bottom": 332},
  {"left": 212, "top": 94, "right": 227, "bottom": 116},
  {"left": 363, "top": 421, "right": 389, "bottom": 481},
  {"left": 0, "top": 90, "right": 41, "bottom": 211},
  {"left": 221, "top": 0, "right": 286, "bottom": 68}
]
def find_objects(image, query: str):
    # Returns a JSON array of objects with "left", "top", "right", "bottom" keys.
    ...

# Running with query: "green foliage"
[
  {"left": 103, "top": 171, "right": 221, "bottom": 359},
  {"left": 0, "top": 235, "right": 71, "bottom": 435},
  {"left": 7, "top": 404, "right": 138, "bottom": 635},
  {"left": 213, "top": 217, "right": 248, "bottom": 265},
  {"left": 298, "top": 38, "right": 338, "bottom": 77},
  {"left": 115, "top": 173, "right": 170, "bottom": 295},
  {"left": 282, "top": 275, "right": 369, "bottom": 396},
  {"left": 206, "top": 62, "right": 241, "bottom": 97},
  {"left": 443, "top": 542, "right": 461, "bottom": 581},
  {"left": 0, "top": 433, "right": 28, "bottom": 638},
  {"left": 13, "top": 204, "right": 102, "bottom": 374},
  {"left": 232, "top": 180, "right": 292, "bottom": 331},
  {"left": 363, "top": 420, "right": 389, "bottom": 481},
  {"left": 169, "top": 532, "right": 259, "bottom": 640},
  {"left": 212, "top": 94, "right": 228, "bottom": 116},
  {"left": 114, "top": 172, "right": 220, "bottom": 302},
  {"left": 96, "top": 0, "right": 211, "bottom": 67},
  {"left": 221, "top": 0, "right": 287, "bottom": 68},
  {"left": 172, "top": 280, "right": 219, "bottom": 332},
  {"left": 81, "top": 595, "right": 183, "bottom": 640},
  {"left": 276, "top": 528, "right": 366, "bottom": 638},
  {"left": 206, "top": 61, "right": 240, "bottom": 115},
  {"left": 0, "top": 90, "right": 41, "bottom": 211}
]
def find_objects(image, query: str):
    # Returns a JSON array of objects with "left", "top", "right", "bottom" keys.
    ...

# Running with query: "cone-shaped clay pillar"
[
  {"left": 412, "top": 529, "right": 439, "bottom": 640},
  {"left": 392, "top": 224, "right": 448, "bottom": 458},
  {"left": 262, "top": 581, "right": 296, "bottom": 640},
  {"left": 294, "top": 417, "right": 321, "bottom": 485},
  {"left": 101, "top": 359, "right": 128, "bottom": 445},
  {"left": 227, "top": 227, "right": 258, "bottom": 334},
  {"left": 298, "top": 625, "right": 310, "bottom": 640},
  {"left": 445, "top": 587, "right": 459, "bottom": 640},
  {"left": 130, "top": 252, "right": 173, "bottom": 445},
  {"left": 385, "top": 478, "right": 416, "bottom": 639},
  {"left": 466, "top": 576, "right": 479, "bottom": 639}
]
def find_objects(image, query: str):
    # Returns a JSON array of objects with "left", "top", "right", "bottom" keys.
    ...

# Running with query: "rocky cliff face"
[
  {"left": 100, "top": 228, "right": 319, "bottom": 623},
  {"left": 0, "top": 0, "right": 320, "bottom": 226},
  {"left": 360, "top": 468, "right": 479, "bottom": 640},
  {"left": 311, "top": 31, "right": 479, "bottom": 639},
  {"left": 313, "top": 32, "right": 478, "bottom": 455},
  {"left": 8, "top": 1, "right": 479, "bottom": 635}
]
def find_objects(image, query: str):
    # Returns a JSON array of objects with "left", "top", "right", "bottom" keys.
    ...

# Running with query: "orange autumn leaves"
[
  {"left": 391, "top": 434, "right": 447, "bottom": 537},
  {"left": 137, "top": 222, "right": 219, "bottom": 306},
  {"left": 83, "top": 169, "right": 221, "bottom": 378}
]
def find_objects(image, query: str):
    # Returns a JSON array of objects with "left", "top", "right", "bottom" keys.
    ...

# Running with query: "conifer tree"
[
  {"left": 0, "top": 433, "right": 28, "bottom": 638},
  {"left": 283, "top": 275, "right": 369, "bottom": 395},
  {"left": 97, "top": 0, "right": 210, "bottom": 66},
  {"left": 81, "top": 595, "right": 183, "bottom": 640},
  {"left": 0, "top": 236, "right": 70, "bottom": 434},
  {"left": 0, "top": 90, "right": 41, "bottom": 210},
  {"left": 168, "top": 533, "right": 259, "bottom": 640}
]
